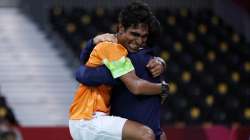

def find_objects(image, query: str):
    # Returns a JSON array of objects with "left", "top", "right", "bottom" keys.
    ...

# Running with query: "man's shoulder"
[
  {"left": 96, "top": 41, "right": 115, "bottom": 47},
  {"left": 95, "top": 42, "right": 125, "bottom": 50},
  {"left": 94, "top": 42, "right": 128, "bottom": 57}
]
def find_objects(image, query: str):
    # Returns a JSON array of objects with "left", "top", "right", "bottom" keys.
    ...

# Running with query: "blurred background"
[{"left": 0, "top": 0, "right": 249, "bottom": 139}]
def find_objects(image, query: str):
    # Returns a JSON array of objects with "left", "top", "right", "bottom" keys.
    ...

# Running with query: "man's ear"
[{"left": 118, "top": 24, "right": 125, "bottom": 33}]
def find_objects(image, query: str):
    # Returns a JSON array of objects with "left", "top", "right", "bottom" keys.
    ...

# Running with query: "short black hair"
[
  {"left": 118, "top": 1, "right": 153, "bottom": 29},
  {"left": 147, "top": 16, "right": 162, "bottom": 46},
  {"left": 118, "top": 1, "right": 161, "bottom": 45}
]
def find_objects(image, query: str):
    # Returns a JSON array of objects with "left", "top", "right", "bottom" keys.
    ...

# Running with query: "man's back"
[{"left": 111, "top": 49, "right": 162, "bottom": 137}]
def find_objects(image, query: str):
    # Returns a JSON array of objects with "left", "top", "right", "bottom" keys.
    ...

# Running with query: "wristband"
[{"left": 161, "top": 81, "right": 168, "bottom": 94}]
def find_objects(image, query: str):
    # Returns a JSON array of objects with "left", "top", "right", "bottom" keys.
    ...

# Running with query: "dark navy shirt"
[{"left": 76, "top": 39, "right": 162, "bottom": 139}]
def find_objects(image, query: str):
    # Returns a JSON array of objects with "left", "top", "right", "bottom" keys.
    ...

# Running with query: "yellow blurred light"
[
  {"left": 160, "top": 51, "right": 170, "bottom": 61},
  {"left": 169, "top": 82, "right": 177, "bottom": 94},
  {"left": 66, "top": 23, "right": 76, "bottom": 33},
  {"left": 180, "top": 8, "right": 188, "bottom": 17},
  {"left": 232, "top": 33, "right": 240, "bottom": 43},
  {"left": 231, "top": 72, "right": 240, "bottom": 82},
  {"left": 190, "top": 107, "right": 200, "bottom": 119},
  {"left": 0, "top": 107, "right": 7, "bottom": 118},
  {"left": 244, "top": 62, "right": 250, "bottom": 72},
  {"left": 53, "top": 7, "right": 62, "bottom": 16},
  {"left": 96, "top": 7, "right": 104, "bottom": 17},
  {"left": 187, "top": 32, "right": 196, "bottom": 43},
  {"left": 195, "top": 61, "right": 204, "bottom": 72},
  {"left": 211, "top": 16, "right": 219, "bottom": 25},
  {"left": 81, "top": 15, "right": 91, "bottom": 25},
  {"left": 217, "top": 83, "right": 228, "bottom": 95},
  {"left": 167, "top": 16, "right": 176, "bottom": 26},
  {"left": 244, "top": 108, "right": 250, "bottom": 120},
  {"left": 174, "top": 42, "right": 182, "bottom": 52},
  {"left": 182, "top": 71, "right": 191, "bottom": 82},
  {"left": 207, "top": 51, "right": 216, "bottom": 62},
  {"left": 198, "top": 24, "right": 208, "bottom": 34},
  {"left": 206, "top": 95, "right": 214, "bottom": 107},
  {"left": 220, "top": 42, "right": 228, "bottom": 53}
]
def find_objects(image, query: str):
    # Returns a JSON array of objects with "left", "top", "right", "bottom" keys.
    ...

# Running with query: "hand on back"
[
  {"left": 93, "top": 33, "right": 117, "bottom": 45},
  {"left": 146, "top": 57, "right": 166, "bottom": 77}
]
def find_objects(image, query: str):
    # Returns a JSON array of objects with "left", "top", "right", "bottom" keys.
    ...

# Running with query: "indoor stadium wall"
[
  {"left": 18, "top": 0, "right": 211, "bottom": 31},
  {"left": 18, "top": 0, "right": 250, "bottom": 42},
  {"left": 213, "top": 0, "right": 250, "bottom": 42},
  {"left": 0, "top": 0, "right": 19, "bottom": 7},
  {"left": 13, "top": 0, "right": 250, "bottom": 140}
]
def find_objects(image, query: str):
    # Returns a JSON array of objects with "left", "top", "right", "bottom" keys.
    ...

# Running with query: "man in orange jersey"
[{"left": 69, "top": 1, "right": 168, "bottom": 140}]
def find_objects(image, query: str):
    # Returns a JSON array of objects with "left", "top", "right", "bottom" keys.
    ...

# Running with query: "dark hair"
[
  {"left": 147, "top": 16, "right": 162, "bottom": 46},
  {"left": 118, "top": 1, "right": 161, "bottom": 46},
  {"left": 118, "top": 1, "right": 153, "bottom": 30}
]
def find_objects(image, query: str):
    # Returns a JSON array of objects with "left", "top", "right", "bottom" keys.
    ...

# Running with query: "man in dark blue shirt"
[{"left": 75, "top": 33, "right": 167, "bottom": 140}]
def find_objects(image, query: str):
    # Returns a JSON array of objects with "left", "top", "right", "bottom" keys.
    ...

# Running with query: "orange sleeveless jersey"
[{"left": 69, "top": 42, "right": 129, "bottom": 120}]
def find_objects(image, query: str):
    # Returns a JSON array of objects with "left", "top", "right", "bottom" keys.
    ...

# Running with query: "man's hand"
[
  {"left": 146, "top": 57, "right": 166, "bottom": 77},
  {"left": 93, "top": 33, "right": 117, "bottom": 45}
]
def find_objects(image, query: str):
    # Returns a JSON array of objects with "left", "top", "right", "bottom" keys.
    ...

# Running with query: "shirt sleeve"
[
  {"left": 75, "top": 65, "right": 117, "bottom": 86},
  {"left": 77, "top": 39, "right": 117, "bottom": 86},
  {"left": 92, "top": 42, "right": 135, "bottom": 78}
]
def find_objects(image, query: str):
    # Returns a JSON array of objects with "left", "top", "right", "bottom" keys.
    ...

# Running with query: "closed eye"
[
  {"left": 131, "top": 32, "right": 148, "bottom": 38},
  {"left": 131, "top": 32, "right": 141, "bottom": 37}
]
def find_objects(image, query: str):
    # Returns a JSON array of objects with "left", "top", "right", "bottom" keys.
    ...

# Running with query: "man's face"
[{"left": 118, "top": 24, "right": 149, "bottom": 52}]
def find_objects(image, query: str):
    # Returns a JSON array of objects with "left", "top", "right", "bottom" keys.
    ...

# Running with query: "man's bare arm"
[{"left": 119, "top": 70, "right": 162, "bottom": 95}]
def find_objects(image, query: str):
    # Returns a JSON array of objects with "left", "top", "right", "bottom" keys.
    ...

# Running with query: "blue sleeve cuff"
[{"left": 80, "top": 39, "right": 94, "bottom": 64}]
